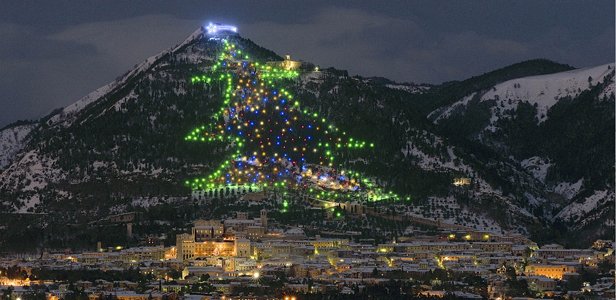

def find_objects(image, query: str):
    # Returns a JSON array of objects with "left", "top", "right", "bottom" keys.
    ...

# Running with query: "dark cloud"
[
  {"left": 0, "top": 1, "right": 613, "bottom": 127},
  {"left": 0, "top": 23, "right": 98, "bottom": 60}
]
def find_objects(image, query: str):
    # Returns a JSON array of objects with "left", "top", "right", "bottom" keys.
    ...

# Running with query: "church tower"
[{"left": 260, "top": 209, "right": 268, "bottom": 232}]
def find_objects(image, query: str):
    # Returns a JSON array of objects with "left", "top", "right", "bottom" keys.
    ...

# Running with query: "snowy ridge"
[
  {"left": 520, "top": 156, "right": 551, "bottom": 183},
  {"left": 172, "top": 26, "right": 205, "bottom": 52},
  {"left": 428, "top": 93, "right": 476, "bottom": 123},
  {"left": 385, "top": 83, "right": 431, "bottom": 94},
  {"left": 50, "top": 27, "right": 206, "bottom": 127},
  {"left": 554, "top": 190, "right": 614, "bottom": 225},
  {"left": 0, "top": 27, "right": 210, "bottom": 212},
  {"left": 0, "top": 123, "right": 36, "bottom": 169},
  {"left": 552, "top": 179, "right": 584, "bottom": 200},
  {"left": 430, "top": 63, "right": 614, "bottom": 127}
]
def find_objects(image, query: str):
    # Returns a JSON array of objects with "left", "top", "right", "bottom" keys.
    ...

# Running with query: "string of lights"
[{"left": 185, "top": 39, "right": 404, "bottom": 202}]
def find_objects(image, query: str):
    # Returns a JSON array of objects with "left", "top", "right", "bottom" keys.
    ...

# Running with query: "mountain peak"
[
  {"left": 174, "top": 23, "right": 240, "bottom": 51},
  {"left": 172, "top": 26, "right": 206, "bottom": 52}
]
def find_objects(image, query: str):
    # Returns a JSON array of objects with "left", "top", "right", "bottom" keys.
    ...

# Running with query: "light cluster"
[{"left": 185, "top": 40, "right": 402, "bottom": 202}]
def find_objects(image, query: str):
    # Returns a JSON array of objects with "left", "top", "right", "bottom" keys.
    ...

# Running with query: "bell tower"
[{"left": 260, "top": 209, "right": 268, "bottom": 232}]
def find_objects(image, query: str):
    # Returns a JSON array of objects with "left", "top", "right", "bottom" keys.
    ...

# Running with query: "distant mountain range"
[{"left": 0, "top": 27, "right": 613, "bottom": 250}]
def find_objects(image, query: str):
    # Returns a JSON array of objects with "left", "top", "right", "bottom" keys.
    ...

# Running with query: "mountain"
[
  {"left": 427, "top": 63, "right": 615, "bottom": 244},
  {"left": 0, "top": 26, "right": 613, "bottom": 250}
]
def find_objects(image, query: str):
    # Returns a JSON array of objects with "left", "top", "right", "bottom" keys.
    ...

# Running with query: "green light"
[{"left": 182, "top": 39, "right": 402, "bottom": 203}]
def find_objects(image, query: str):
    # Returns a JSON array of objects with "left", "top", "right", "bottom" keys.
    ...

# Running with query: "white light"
[
  {"left": 206, "top": 22, "right": 238, "bottom": 35},
  {"left": 253, "top": 272, "right": 260, "bottom": 279}
]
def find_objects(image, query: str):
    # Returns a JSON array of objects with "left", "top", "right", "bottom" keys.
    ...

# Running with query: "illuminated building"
[
  {"left": 176, "top": 233, "right": 236, "bottom": 261},
  {"left": 266, "top": 55, "right": 302, "bottom": 71},
  {"left": 253, "top": 238, "right": 349, "bottom": 259},
  {"left": 376, "top": 241, "right": 512, "bottom": 256},
  {"left": 524, "top": 264, "right": 577, "bottom": 280},
  {"left": 533, "top": 243, "right": 594, "bottom": 260},
  {"left": 176, "top": 214, "right": 266, "bottom": 261},
  {"left": 75, "top": 245, "right": 174, "bottom": 265},
  {"left": 453, "top": 177, "right": 471, "bottom": 186}
]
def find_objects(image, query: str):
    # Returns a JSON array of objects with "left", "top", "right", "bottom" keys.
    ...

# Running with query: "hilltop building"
[{"left": 266, "top": 55, "right": 302, "bottom": 71}]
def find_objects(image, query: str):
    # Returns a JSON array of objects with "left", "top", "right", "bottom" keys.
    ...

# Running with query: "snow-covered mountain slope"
[
  {"left": 0, "top": 26, "right": 612, "bottom": 247},
  {"left": 429, "top": 63, "right": 614, "bottom": 128},
  {"left": 0, "top": 123, "right": 36, "bottom": 169},
  {"left": 0, "top": 27, "right": 207, "bottom": 208},
  {"left": 555, "top": 190, "right": 613, "bottom": 223},
  {"left": 0, "top": 27, "right": 282, "bottom": 212},
  {"left": 425, "top": 62, "right": 614, "bottom": 245},
  {"left": 385, "top": 83, "right": 431, "bottom": 94},
  {"left": 48, "top": 27, "right": 208, "bottom": 128}
]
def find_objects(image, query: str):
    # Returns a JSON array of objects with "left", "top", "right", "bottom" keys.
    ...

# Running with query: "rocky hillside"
[{"left": 0, "top": 27, "right": 613, "bottom": 250}]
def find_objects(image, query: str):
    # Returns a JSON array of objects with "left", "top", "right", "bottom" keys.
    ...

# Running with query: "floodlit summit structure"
[
  {"left": 265, "top": 54, "right": 302, "bottom": 71},
  {"left": 205, "top": 22, "right": 238, "bottom": 35}
]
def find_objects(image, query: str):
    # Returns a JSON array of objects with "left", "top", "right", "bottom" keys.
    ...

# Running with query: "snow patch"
[
  {"left": 555, "top": 190, "right": 614, "bottom": 221},
  {"left": 481, "top": 63, "right": 614, "bottom": 123},
  {"left": 520, "top": 156, "right": 551, "bottom": 183},
  {"left": 385, "top": 83, "right": 430, "bottom": 94},
  {"left": 430, "top": 63, "right": 615, "bottom": 126},
  {"left": 0, "top": 123, "right": 36, "bottom": 168},
  {"left": 553, "top": 179, "right": 584, "bottom": 200}
]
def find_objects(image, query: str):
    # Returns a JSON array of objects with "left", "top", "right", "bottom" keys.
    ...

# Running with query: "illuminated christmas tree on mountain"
[{"left": 185, "top": 36, "right": 399, "bottom": 202}]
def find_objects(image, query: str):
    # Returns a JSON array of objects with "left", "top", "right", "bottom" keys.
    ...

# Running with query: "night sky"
[{"left": 1, "top": 0, "right": 613, "bottom": 127}]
